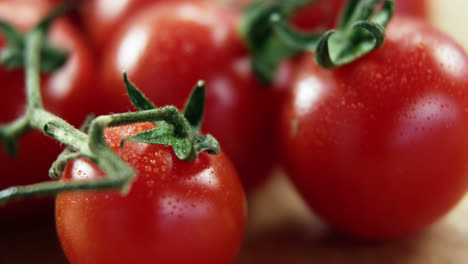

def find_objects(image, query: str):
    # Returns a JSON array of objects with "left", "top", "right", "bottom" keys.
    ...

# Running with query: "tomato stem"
[
  {"left": 271, "top": 0, "right": 394, "bottom": 68},
  {"left": 25, "top": 30, "right": 45, "bottom": 110},
  {"left": 239, "top": 0, "right": 316, "bottom": 85},
  {"left": 0, "top": 7, "right": 221, "bottom": 204}
]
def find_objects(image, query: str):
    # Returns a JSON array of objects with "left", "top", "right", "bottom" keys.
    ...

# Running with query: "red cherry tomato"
[
  {"left": 56, "top": 122, "right": 246, "bottom": 264},
  {"left": 280, "top": 16, "right": 468, "bottom": 239},
  {"left": 0, "top": 0, "right": 98, "bottom": 216},
  {"left": 98, "top": 1, "right": 289, "bottom": 191}
]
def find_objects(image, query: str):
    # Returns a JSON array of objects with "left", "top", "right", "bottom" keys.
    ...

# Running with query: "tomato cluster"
[
  {"left": 1, "top": 0, "right": 468, "bottom": 263},
  {"left": 0, "top": 0, "right": 98, "bottom": 217}
]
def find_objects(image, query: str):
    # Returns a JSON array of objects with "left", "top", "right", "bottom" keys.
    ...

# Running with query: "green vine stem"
[
  {"left": 0, "top": 10, "right": 220, "bottom": 204},
  {"left": 239, "top": 0, "right": 316, "bottom": 85},
  {"left": 270, "top": 0, "right": 394, "bottom": 68}
]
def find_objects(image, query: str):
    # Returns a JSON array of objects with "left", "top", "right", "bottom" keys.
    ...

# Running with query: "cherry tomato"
[
  {"left": 98, "top": 1, "right": 289, "bottom": 191},
  {"left": 56, "top": 122, "right": 246, "bottom": 264},
  {"left": 280, "top": 15, "right": 468, "bottom": 239},
  {"left": 0, "top": 0, "right": 98, "bottom": 216}
]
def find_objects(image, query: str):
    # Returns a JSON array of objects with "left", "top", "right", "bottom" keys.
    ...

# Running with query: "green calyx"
[
  {"left": 239, "top": 0, "right": 315, "bottom": 85},
  {"left": 241, "top": 0, "right": 394, "bottom": 84},
  {"left": 315, "top": 0, "right": 394, "bottom": 68},
  {"left": 270, "top": 0, "right": 394, "bottom": 68},
  {"left": 0, "top": 6, "right": 220, "bottom": 204},
  {"left": 122, "top": 74, "right": 220, "bottom": 162},
  {"left": 0, "top": 4, "right": 72, "bottom": 72}
]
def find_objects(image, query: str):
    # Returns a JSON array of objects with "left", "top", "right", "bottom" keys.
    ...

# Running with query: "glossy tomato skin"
[
  {"left": 281, "top": 16, "right": 468, "bottom": 239},
  {"left": 99, "top": 1, "right": 289, "bottom": 191},
  {"left": 81, "top": 0, "right": 207, "bottom": 52},
  {"left": 82, "top": 0, "right": 159, "bottom": 51},
  {"left": 56, "top": 122, "right": 246, "bottom": 264},
  {"left": 0, "top": 1, "right": 98, "bottom": 216}
]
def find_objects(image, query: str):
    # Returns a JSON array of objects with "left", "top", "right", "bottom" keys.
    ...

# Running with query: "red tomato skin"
[
  {"left": 98, "top": 1, "right": 289, "bottom": 191},
  {"left": 81, "top": 0, "right": 208, "bottom": 51},
  {"left": 0, "top": 1, "right": 98, "bottom": 216},
  {"left": 82, "top": 0, "right": 159, "bottom": 51},
  {"left": 281, "top": 16, "right": 468, "bottom": 239},
  {"left": 56, "top": 122, "right": 247, "bottom": 264}
]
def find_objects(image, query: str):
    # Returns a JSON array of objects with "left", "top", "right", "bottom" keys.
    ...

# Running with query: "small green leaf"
[
  {"left": 270, "top": 13, "right": 323, "bottom": 52},
  {"left": 0, "top": 21, "right": 22, "bottom": 47},
  {"left": 314, "top": 0, "right": 393, "bottom": 68},
  {"left": 121, "top": 127, "right": 193, "bottom": 160},
  {"left": 352, "top": 20, "right": 385, "bottom": 49},
  {"left": 183, "top": 81, "right": 205, "bottom": 132},
  {"left": 3, "top": 139, "right": 18, "bottom": 157},
  {"left": 0, "top": 47, "right": 24, "bottom": 69},
  {"left": 0, "top": 5, "right": 70, "bottom": 72},
  {"left": 371, "top": 0, "right": 395, "bottom": 28},
  {"left": 123, "top": 72, "right": 156, "bottom": 111},
  {"left": 251, "top": 35, "right": 300, "bottom": 85},
  {"left": 337, "top": 0, "right": 361, "bottom": 29},
  {"left": 240, "top": 0, "right": 313, "bottom": 85},
  {"left": 193, "top": 134, "right": 220, "bottom": 155},
  {"left": 171, "top": 139, "right": 193, "bottom": 161},
  {"left": 39, "top": 43, "right": 68, "bottom": 72}
]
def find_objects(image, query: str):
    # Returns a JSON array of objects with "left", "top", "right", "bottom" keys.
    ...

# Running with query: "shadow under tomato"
[{"left": 0, "top": 210, "right": 67, "bottom": 264}]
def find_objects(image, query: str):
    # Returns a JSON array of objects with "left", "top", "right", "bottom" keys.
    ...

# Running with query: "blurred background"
[{"left": 1, "top": 0, "right": 468, "bottom": 263}]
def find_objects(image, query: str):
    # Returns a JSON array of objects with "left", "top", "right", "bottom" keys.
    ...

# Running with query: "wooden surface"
[
  {"left": 238, "top": 174, "right": 468, "bottom": 264},
  {"left": 3, "top": 173, "right": 468, "bottom": 264},
  {"left": 2, "top": 0, "right": 468, "bottom": 263}
]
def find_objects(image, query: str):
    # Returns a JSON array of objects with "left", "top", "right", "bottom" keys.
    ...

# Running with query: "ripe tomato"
[
  {"left": 280, "top": 15, "right": 468, "bottom": 239},
  {"left": 56, "top": 122, "right": 246, "bottom": 264},
  {"left": 98, "top": 1, "right": 289, "bottom": 191},
  {"left": 0, "top": 0, "right": 98, "bottom": 216}
]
